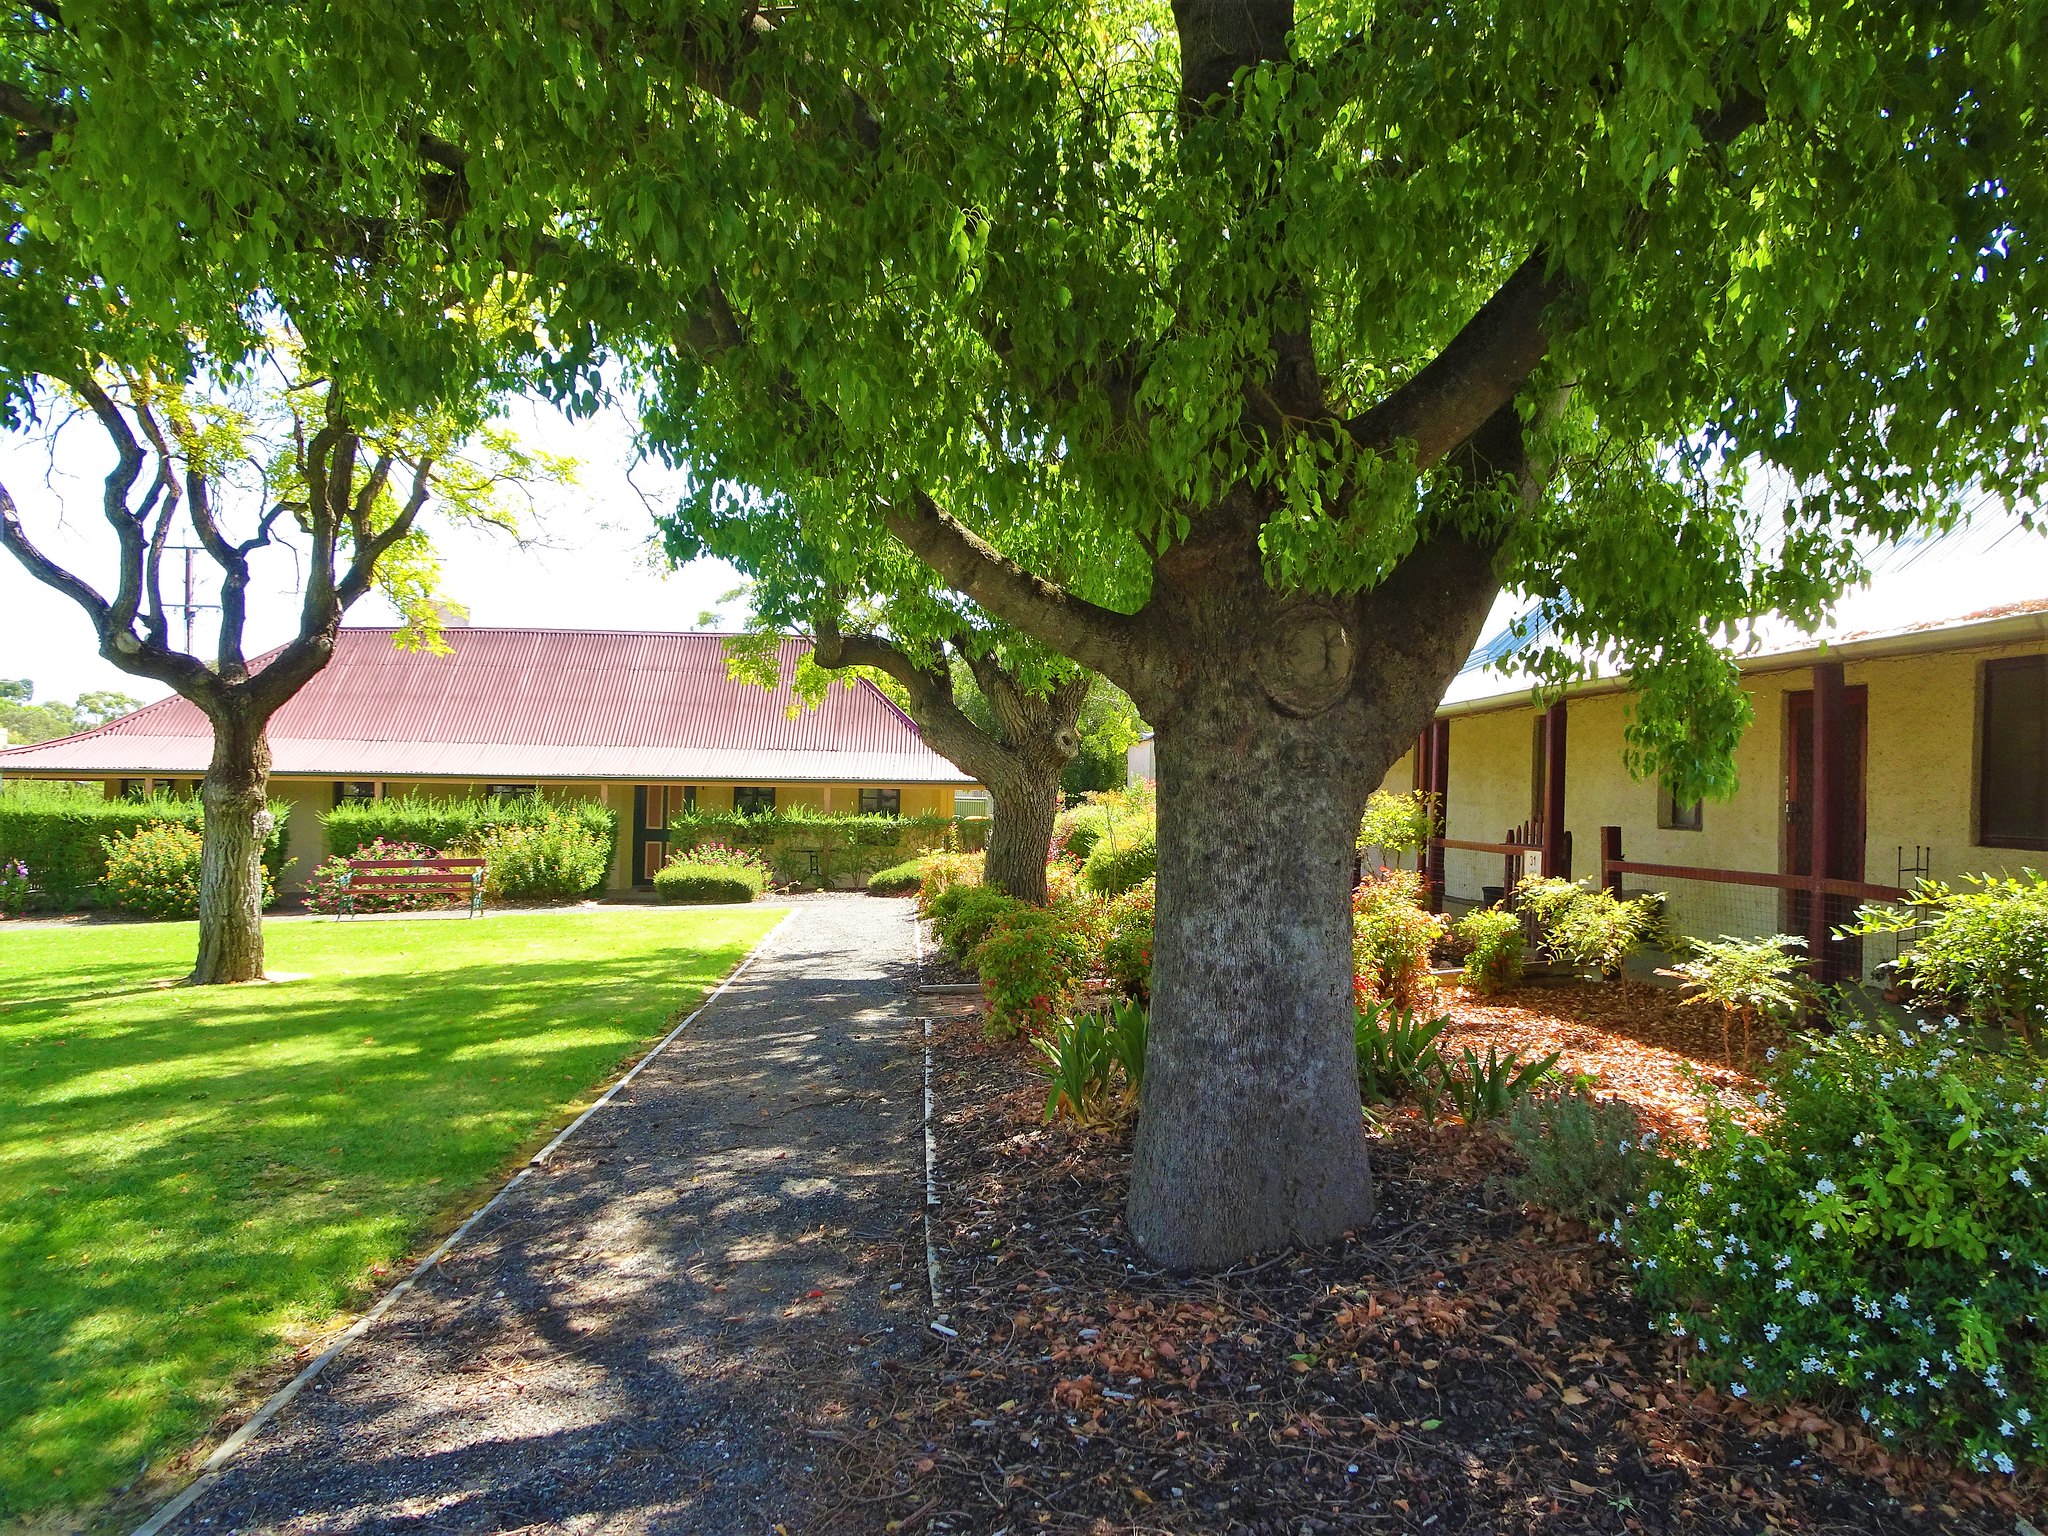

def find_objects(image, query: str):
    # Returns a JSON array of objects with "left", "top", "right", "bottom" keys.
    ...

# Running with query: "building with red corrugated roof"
[{"left": 0, "top": 628, "right": 983, "bottom": 891}]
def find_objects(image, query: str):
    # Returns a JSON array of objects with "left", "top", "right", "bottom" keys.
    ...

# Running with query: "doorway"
[
  {"left": 1783, "top": 685, "right": 1868, "bottom": 982},
  {"left": 632, "top": 784, "right": 696, "bottom": 885}
]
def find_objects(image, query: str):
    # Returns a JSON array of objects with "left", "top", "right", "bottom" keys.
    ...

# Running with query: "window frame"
[
  {"left": 1657, "top": 784, "right": 1703, "bottom": 832},
  {"left": 733, "top": 785, "right": 777, "bottom": 816},
  {"left": 483, "top": 782, "right": 538, "bottom": 802},
  {"left": 1978, "top": 654, "right": 2048, "bottom": 851},
  {"left": 334, "top": 780, "right": 379, "bottom": 807},
  {"left": 858, "top": 787, "right": 902, "bottom": 817}
]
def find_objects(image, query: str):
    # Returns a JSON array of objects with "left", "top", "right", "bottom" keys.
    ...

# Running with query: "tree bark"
[
  {"left": 982, "top": 762, "right": 1063, "bottom": 905},
  {"left": 190, "top": 707, "right": 275, "bottom": 985}
]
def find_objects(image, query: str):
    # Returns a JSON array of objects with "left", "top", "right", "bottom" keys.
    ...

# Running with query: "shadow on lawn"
[
  {"left": 0, "top": 930, "right": 791, "bottom": 1520},
  {"left": 143, "top": 912, "right": 928, "bottom": 1535}
]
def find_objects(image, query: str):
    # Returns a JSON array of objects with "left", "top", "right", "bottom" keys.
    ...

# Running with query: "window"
[
  {"left": 859, "top": 787, "right": 901, "bottom": 817},
  {"left": 334, "top": 780, "right": 378, "bottom": 807},
  {"left": 734, "top": 785, "right": 777, "bottom": 815},
  {"left": 1980, "top": 655, "right": 2048, "bottom": 849},
  {"left": 484, "top": 783, "right": 537, "bottom": 801},
  {"left": 1658, "top": 784, "right": 1703, "bottom": 832}
]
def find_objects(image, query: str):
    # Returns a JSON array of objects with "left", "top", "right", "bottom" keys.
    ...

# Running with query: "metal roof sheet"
[{"left": 0, "top": 628, "right": 973, "bottom": 783}]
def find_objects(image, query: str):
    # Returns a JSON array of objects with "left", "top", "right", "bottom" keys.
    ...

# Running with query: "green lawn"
[{"left": 0, "top": 904, "right": 786, "bottom": 1519}]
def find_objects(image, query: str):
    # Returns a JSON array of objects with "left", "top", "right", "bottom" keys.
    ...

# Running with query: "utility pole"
[{"left": 165, "top": 545, "right": 220, "bottom": 654}]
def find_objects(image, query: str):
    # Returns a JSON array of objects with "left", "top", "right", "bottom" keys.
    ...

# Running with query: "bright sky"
[{"left": 0, "top": 397, "right": 748, "bottom": 706}]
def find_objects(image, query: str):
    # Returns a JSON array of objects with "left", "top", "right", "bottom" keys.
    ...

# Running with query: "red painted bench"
[{"left": 336, "top": 856, "right": 486, "bottom": 918}]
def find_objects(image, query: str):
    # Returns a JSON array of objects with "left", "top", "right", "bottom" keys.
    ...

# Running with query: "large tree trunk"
[
  {"left": 191, "top": 709, "right": 275, "bottom": 985},
  {"left": 982, "top": 762, "right": 1063, "bottom": 904},
  {"left": 1127, "top": 680, "right": 1382, "bottom": 1268}
]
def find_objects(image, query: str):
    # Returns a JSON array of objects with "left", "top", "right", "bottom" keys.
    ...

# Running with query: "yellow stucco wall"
[{"left": 1435, "top": 638, "right": 2048, "bottom": 930}]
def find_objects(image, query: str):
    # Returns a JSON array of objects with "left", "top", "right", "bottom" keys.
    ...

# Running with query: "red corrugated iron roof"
[{"left": 0, "top": 628, "right": 973, "bottom": 783}]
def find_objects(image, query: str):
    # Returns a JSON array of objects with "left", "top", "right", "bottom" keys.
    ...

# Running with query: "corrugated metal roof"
[{"left": 0, "top": 628, "right": 973, "bottom": 783}]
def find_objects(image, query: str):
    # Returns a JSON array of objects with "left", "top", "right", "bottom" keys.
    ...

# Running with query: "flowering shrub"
[
  {"left": 1455, "top": 907, "right": 1525, "bottom": 993},
  {"left": 1352, "top": 867, "right": 1443, "bottom": 1010},
  {"left": 1052, "top": 803, "right": 1113, "bottom": 865},
  {"left": 461, "top": 819, "right": 611, "bottom": 900},
  {"left": 1044, "top": 858, "right": 1085, "bottom": 905},
  {"left": 1850, "top": 874, "right": 2048, "bottom": 1047},
  {"left": 100, "top": 822, "right": 276, "bottom": 920},
  {"left": 303, "top": 839, "right": 449, "bottom": 915},
  {"left": 974, "top": 904, "right": 1093, "bottom": 1040},
  {"left": 0, "top": 857, "right": 30, "bottom": 915},
  {"left": 1628, "top": 1018, "right": 2048, "bottom": 1472},
  {"left": 1101, "top": 878, "right": 1155, "bottom": 1001}
]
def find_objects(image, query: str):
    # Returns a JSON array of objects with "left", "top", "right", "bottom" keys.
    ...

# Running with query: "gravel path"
[{"left": 167, "top": 894, "right": 929, "bottom": 1536}]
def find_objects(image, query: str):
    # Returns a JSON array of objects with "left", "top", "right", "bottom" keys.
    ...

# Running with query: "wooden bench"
[{"left": 336, "top": 856, "right": 486, "bottom": 918}]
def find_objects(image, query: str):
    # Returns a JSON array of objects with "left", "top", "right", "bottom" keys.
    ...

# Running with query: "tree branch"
[{"left": 884, "top": 491, "right": 1149, "bottom": 686}]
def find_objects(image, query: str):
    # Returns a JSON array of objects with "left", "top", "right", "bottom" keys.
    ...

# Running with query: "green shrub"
[
  {"left": 1850, "top": 874, "right": 2048, "bottom": 1046},
  {"left": 1054, "top": 802, "right": 1114, "bottom": 865},
  {"left": 1104, "top": 997, "right": 1149, "bottom": 1095},
  {"left": 1101, "top": 878, "right": 1155, "bottom": 1001},
  {"left": 1081, "top": 820, "right": 1156, "bottom": 896},
  {"left": 0, "top": 790, "right": 288, "bottom": 910},
  {"left": 1356, "top": 788, "right": 1434, "bottom": 858},
  {"left": 868, "top": 859, "right": 924, "bottom": 895},
  {"left": 1352, "top": 866, "right": 1442, "bottom": 1009},
  {"left": 1514, "top": 874, "right": 1585, "bottom": 931},
  {"left": 915, "top": 848, "right": 983, "bottom": 915},
  {"left": 1505, "top": 1089, "right": 1652, "bottom": 1226},
  {"left": 303, "top": 839, "right": 451, "bottom": 915},
  {"left": 463, "top": 819, "right": 611, "bottom": 901},
  {"left": 1456, "top": 907, "right": 1525, "bottom": 993},
  {"left": 1665, "top": 933, "right": 1809, "bottom": 1061},
  {"left": 1354, "top": 1001, "right": 1450, "bottom": 1106},
  {"left": 99, "top": 822, "right": 277, "bottom": 920},
  {"left": 652, "top": 860, "right": 764, "bottom": 904},
  {"left": 1516, "top": 876, "right": 1654, "bottom": 980},
  {"left": 1434, "top": 1042, "right": 1559, "bottom": 1124},
  {"left": 974, "top": 904, "right": 1093, "bottom": 1040},
  {"left": 1628, "top": 1018, "right": 2048, "bottom": 1472},
  {"left": 938, "top": 884, "right": 1022, "bottom": 964},
  {"left": 323, "top": 791, "right": 615, "bottom": 861}
]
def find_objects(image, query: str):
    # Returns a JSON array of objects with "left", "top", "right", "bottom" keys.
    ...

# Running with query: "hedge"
[
  {"left": 665, "top": 809, "right": 971, "bottom": 889},
  {"left": 867, "top": 859, "right": 924, "bottom": 895},
  {"left": 0, "top": 788, "right": 290, "bottom": 911},
  {"left": 653, "top": 861, "right": 764, "bottom": 904},
  {"left": 322, "top": 792, "right": 617, "bottom": 859}
]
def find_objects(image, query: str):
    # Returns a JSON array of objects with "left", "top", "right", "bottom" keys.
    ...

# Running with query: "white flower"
[
  {"left": 1814, "top": 1178, "right": 1836, "bottom": 1195},
  {"left": 1809, "top": 1222, "right": 1825, "bottom": 1238},
  {"left": 1995, "top": 1452, "right": 2016, "bottom": 1475},
  {"left": 2013, "top": 1167, "right": 2033, "bottom": 1188},
  {"left": 1775, "top": 1278, "right": 1794, "bottom": 1292},
  {"left": 1647, "top": 1191, "right": 1662, "bottom": 1208},
  {"left": 1730, "top": 1382, "right": 1747, "bottom": 1397},
  {"left": 1764, "top": 1323, "right": 1782, "bottom": 1342},
  {"left": 1796, "top": 1290, "right": 1818, "bottom": 1306}
]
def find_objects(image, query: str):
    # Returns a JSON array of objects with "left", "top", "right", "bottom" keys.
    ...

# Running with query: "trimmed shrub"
[
  {"left": 653, "top": 860, "right": 765, "bottom": 904},
  {"left": 1628, "top": 1018, "right": 2048, "bottom": 1472},
  {"left": 1101, "top": 878, "right": 1155, "bottom": 1001},
  {"left": 937, "top": 884, "right": 1023, "bottom": 964},
  {"left": 323, "top": 792, "right": 615, "bottom": 861},
  {"left": 463, "top": 818, "right": 611, "bottom": 901},
  {"left": 867, "top": 859, "right": 924, "bottom": 895},
  {"left": 100, "top": 822, "right": 277, "bottom": 920},
  {"left": 1352, "top": 866, "right": 1443, "bottom": 1010},
  {"left": 662, "top": 807, "right": 959, "bottom": 889},
  {"left": 974, "top": 903, "right": 1093, "bottom": 1039},
  {"left": 1456, "top": 906, "right": 1525, "bottom": 993},
  {"left": 1081, "top": 820, "right": 1156, "bottom": 896},
  {"left": 303, "top": 839, "right": 451, "bottom": 915},
  {"left": 0, "top": 789, "right": 288, "bottom": 910}
]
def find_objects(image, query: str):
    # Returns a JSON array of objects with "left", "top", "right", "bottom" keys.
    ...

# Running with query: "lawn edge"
[{"left": 119, "top": 904, "right": 799, "bottom": 1536}]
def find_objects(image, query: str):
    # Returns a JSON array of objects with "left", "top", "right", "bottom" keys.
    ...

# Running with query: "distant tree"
[
  {"left": 0, "top": 697, "right": 72, "bottom": 743},
  {"left": 0, "top": 680, "right": 28, "bottom": 702},
  {"left": 0, "top": 341, "right": 565, "bottom": 982},
  {"left": 73, "top": 690, "right": 140, "bottom": 728}
]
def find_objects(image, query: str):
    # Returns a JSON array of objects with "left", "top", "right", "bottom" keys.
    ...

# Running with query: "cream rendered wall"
[{"left": 1441, "top": 706, "right": 1536, "bottom": 903}]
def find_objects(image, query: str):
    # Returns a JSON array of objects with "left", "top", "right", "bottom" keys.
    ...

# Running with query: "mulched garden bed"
[{"left": 808, "top": 994, "right": 2038, "bottom": 1535}]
